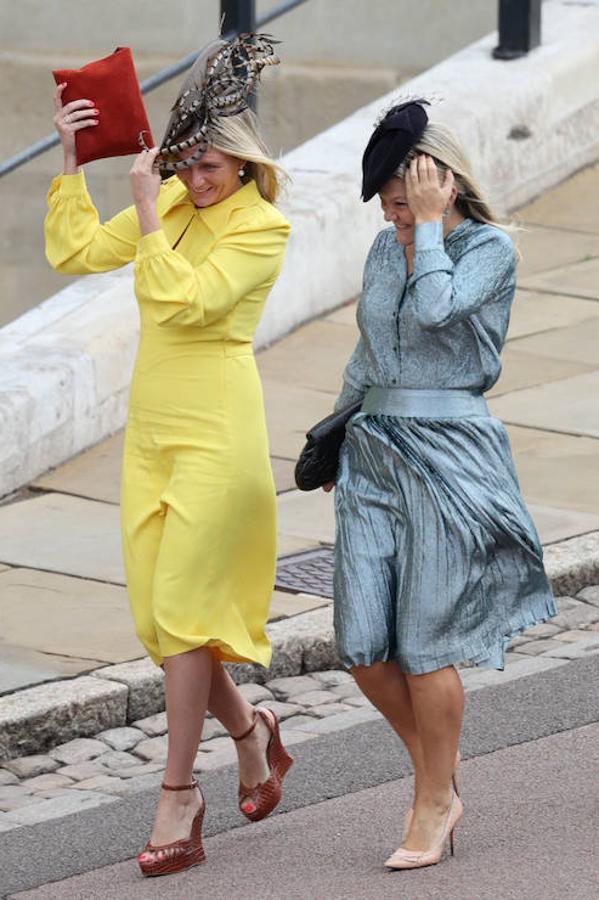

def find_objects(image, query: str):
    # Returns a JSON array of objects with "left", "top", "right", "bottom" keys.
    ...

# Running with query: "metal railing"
[
  {"left": 0, "top": 0, "right": 543, "bottom": 179},
  {"left": 493, "top": 0, "right": 541, "bottom": 60},
  {"left": 0, "top": 0, "right": 309, "bottom": 179}
]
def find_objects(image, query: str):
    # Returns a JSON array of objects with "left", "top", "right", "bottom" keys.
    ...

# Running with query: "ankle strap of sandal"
[
  {"left": 231, "top": 709, "right": 258, "bottom": 743},
  {"left": 161, "top": 779, "right": 199, "bottom": 791}
]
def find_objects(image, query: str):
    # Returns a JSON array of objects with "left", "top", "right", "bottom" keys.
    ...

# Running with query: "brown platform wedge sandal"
[
  {"left": 233, "top": 706, "right": 294, "bottom": 822},
  {"left": 138, "top": 780, "right": 205, "bottom": 878}
]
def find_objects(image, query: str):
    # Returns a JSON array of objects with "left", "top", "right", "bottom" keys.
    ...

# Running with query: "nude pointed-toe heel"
[
  {"left": 402, "top": 750, "right": 461, "bottom": 838},
  {"left": 386, "top": 793, "right": 463, "bottom": 871}
]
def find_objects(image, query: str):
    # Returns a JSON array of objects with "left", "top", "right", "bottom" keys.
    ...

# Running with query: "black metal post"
[
  {"left": 220, "top": 0, "right": 256, "bottom": 35},
  {"left": 493, "top": 0, "right": 541, "bottom": 59}
]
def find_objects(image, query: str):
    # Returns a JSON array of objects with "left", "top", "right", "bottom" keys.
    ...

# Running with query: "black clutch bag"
[{"left": 294, "top": 401, "right": 362, "bottom": 491}]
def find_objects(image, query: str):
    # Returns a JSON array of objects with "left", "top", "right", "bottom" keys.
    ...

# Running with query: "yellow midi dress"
[{"left": 45, "top": 172, "right": 290, "bottom": 667}]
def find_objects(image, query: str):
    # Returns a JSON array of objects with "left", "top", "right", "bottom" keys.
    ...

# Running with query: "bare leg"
[
  {"left": 208, "top": 658, "right": 272, "bottom": 813},
  {"left": 402, "top": 666, "right": 464, "bottom": 851},
  {"left": 140, "top": 646, "right": 212, "bottom": 858},
  {"left": 351, "top": 661, "right": 425, "bottom": 790}
]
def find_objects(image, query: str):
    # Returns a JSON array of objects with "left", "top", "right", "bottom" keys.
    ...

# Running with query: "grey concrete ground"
[{"left": 2, "top": 654, "right": 598, "bottom": 899}]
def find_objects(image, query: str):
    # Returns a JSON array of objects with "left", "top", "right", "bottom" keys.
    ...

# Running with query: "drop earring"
[
  {"left": 442, "top": 207, "right": 450, "bottom": 218},
  {"left": 238, "top": 167, "right": 245, "bottom": 177}
]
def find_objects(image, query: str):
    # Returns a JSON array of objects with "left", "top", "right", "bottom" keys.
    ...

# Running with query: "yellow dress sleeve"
[
  {"left": 44, "top": 172, "right": 140, "bottom": 274},
  {"left": 134, "top": 212, "right": 290, "bottom": 327}
]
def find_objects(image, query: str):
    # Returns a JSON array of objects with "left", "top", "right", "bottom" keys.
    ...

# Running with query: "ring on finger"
[{"left": 64, "top": 114, "right": 71, "bottom": 124}]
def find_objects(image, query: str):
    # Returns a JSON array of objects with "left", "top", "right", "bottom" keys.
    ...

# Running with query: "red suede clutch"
[{"left": 52, "top": 47, "right": 153, "bottom": 165}]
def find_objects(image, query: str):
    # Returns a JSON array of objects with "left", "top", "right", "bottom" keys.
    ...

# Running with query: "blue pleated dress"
[{"left": 333, "top": 219, "right": 556, "bottom": 674}]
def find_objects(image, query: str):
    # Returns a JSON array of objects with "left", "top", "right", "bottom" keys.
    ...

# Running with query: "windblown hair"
[
  {"left": 209, "top": 108, "right": 288, "bottom": 205},
  {"left": 394, "top": 121, "right": 509, "bottom": 232},
  {"left": 156, "top": 32, "right": 287, "bottom": 203}
]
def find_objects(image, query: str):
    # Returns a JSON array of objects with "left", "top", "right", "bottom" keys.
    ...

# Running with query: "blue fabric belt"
[{"left": 361, "top": 387, "right": 489, "bottom": 418}]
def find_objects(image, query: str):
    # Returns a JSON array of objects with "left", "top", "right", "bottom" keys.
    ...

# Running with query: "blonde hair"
[
  {"left": 210, "top": 108, "right": 288, "bottom": 204},
  {"left": 394, "top": 121, "right": 509, "bottom": 231}
]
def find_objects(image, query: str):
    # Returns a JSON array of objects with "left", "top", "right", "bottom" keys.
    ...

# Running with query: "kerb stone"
[
  {"left": 93, "top": 658, "right": 164, "bottom": 722},
  {"left": 295, "top": 606, "right": 341, "bottom": 672},
  {"left": 220, "top": 608, "right": 344, "bottom": 686},
  {"left": 0, "top": 676, "right": 127, "bottom": 761},
  {"left": 545, "top": 531, "right": 599, "bottom": 596}
]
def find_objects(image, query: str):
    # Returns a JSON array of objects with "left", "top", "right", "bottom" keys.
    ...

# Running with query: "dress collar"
[
  {"left": 170, "top": 179, "right": 262, "bottom": 231},
  {"left": 444, "top": 217, "right": 474, "bottom": 244}
]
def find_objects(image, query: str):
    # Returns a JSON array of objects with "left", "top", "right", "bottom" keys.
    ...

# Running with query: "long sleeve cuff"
[
  {"left": 136, "top": 229, "right": 170, "bottom": 260},
  {"left": 414, "top": 220, "right": 444, "bottom": 250},
  {"left": 51, "top": 171, "right": 88, "bottom": 197},
  {"left": 412, "top": 220, "right": 453, "bottom": 281}
]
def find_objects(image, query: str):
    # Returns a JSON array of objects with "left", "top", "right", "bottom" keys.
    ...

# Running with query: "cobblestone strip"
[{"left": 1, "top": 588, "right": 599, "bottom": 830}]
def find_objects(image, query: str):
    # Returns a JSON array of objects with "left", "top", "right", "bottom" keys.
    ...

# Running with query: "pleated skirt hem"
[{"left": 337, "top": 593, "right": 557, "bottom": 675}]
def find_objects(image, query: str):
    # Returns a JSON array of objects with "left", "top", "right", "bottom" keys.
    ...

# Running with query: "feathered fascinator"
[
  {"left": 361, "top": 99, "right": 430, "bottom": 201},
  {"left": 156, "top": 33, "right": 279, "bottom": 173}
]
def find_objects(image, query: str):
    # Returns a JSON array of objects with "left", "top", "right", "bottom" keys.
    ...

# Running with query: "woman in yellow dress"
[{"left": 45, "top": 35, "right": 293, "bottom": 878}]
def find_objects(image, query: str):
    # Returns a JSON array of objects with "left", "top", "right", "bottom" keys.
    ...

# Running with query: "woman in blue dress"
[{"left": 329, "top": 101, "right": 556, "bottom": 870}]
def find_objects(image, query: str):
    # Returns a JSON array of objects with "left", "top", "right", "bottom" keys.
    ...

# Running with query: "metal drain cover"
[{"left": 275, "top": 546, "right": 335, "bottom": 598}]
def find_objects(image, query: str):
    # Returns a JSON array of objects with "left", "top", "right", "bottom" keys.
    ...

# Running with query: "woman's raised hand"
[
  {"left": 406, "top": 154, "right": 454, "bottom": 224},
  {"left": 130, "top": 148, "right": 162, "bottom": 235},
  {"left": 53, "top": 83, "right": 98, "bottom": 173},
  {"left": 129, "top": 148, "right": 161, "bottom": 207}
]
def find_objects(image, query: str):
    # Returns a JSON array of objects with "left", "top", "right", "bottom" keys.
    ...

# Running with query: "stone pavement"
[
  {"left": 2, "top": 582, "right": 599, "bottom": 831},
  {"left": 1, "top": 164, "right": 599, "bottom": 734}
]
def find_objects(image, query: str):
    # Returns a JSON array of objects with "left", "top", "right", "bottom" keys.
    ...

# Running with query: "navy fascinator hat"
[{"left": 361, "top": 100, "right": 430, "bottom": 202}]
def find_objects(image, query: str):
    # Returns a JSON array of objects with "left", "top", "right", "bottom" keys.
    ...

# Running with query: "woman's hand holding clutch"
[{"left": 53, "top": 83, "right": 99, "bottom": 174}]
